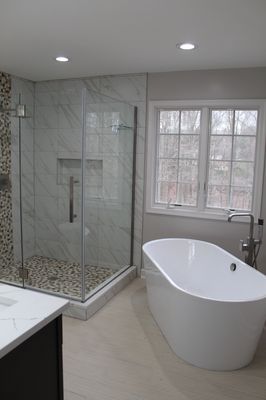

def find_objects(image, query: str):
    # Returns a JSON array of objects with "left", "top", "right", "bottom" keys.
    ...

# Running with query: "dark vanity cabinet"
[{"left": 0, "top": 316, "right": 64, "bottom": 400}]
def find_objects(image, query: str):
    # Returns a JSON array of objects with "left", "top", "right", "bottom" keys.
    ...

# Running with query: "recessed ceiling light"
[
  {"left": 176, "top": 43, "right": 197, "bottom": 50},
  {"left": 55, "top": 56, "right": 69, "bottom": 62}
]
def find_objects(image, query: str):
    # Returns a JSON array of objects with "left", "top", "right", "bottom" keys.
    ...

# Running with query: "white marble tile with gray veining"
[
  {"left": 98, "top": 225, "right": 131, "bottom": 253},
  {"left": 35, "top": 173, "right": 58, "bottom": 197},
  {"left": 35, "top": 91, "right": 58, "bottom": 107},
  {"left": 35, "top": 195, "right": 58, "bottom": 221},
  {"left": 58, "top": 104, "right": 82, "bottom": 129},
  {"left": 35, "top": 106, "right": 58, "bottom": 129},
  {"left": 35, "top": 81, "right": 59, "bottom": 93},
  {"left": 35, "top": 151, "right": 57, "bottom": 175},
  {"left": 35, "top": 129, "right": 58, "bottom": 152},
  {"left": 100, "top": 74, "right": 146, "bottom": 102}
]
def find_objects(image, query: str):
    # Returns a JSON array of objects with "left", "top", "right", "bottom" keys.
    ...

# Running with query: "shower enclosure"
[{"left": 0, "top": 80, "right": 137, "bottom": 303}]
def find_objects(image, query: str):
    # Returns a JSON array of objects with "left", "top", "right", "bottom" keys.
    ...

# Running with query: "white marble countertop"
[{"left": 0, "top": 283, "right": 69, "bottom": 359}]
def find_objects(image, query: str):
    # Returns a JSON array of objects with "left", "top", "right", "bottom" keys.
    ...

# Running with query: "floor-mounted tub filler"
[{"left": 143, "top": 238, "right": 266, "bottom": 371}]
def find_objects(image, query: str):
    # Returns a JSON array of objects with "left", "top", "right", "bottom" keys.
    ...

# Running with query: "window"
[
  {"left": 146, "top": 100, "right": 266, "bottom": 220},
  {"left": 156, "top": 109, "right": 201, "bottom": 207}
]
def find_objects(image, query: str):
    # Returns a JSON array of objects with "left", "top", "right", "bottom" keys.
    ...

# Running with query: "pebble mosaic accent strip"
[
  {"left": 0, "top": 255, "right": 117, "bottom": 299},
  {"left": 0, "top": 72, "right": 14, "bottom": 270}
]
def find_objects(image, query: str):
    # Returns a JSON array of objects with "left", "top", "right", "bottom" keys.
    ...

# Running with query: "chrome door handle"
[{"left": 69, "top": 176, "right": 78, "bottom": 223}]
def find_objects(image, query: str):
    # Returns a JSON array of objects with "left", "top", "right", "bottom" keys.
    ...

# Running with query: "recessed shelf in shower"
[{"left": 57, "top": 158, "right": 103, "bottom": 198}]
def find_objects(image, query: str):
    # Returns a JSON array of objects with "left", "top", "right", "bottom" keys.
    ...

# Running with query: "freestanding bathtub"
[{"left": 143, "top": 238, "right": 266, "bottom": 371}]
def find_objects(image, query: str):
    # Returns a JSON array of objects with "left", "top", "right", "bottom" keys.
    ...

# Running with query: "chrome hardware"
[
  {"left": 167, "top": 198, "right": 182, "bottom": 208},
  {"left": 0, "top": 104, "right": 27, "bottom": 118},
  {"left": 69, "top": 176, "right": 78, "bottom": 223},
  {"left": 230, "top": 263, "right": 237, "bottom": 271},
  {"left": 228, "top": 212, "right": 263, "bottom": 268},
  {"left": 16, "top": 104, "right": 27, "bottom": 118}
]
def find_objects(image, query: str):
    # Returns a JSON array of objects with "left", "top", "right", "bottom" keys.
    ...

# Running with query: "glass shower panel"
[
  {"left": 27, "top": 84, "right": 83, "bottom": 300},
  {"left": 0, "top": 87, "right": 25, "bottom": 286},
  {"left": 83, "top": 89, "right": 136, "bottom": 299}
]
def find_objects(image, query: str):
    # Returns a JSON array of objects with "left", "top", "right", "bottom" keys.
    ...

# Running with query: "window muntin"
[
  {"left": 206, "top": 109, "right": 258, "bottom": 211},
  {"left": 151, "top": 103, "right": 262, "bottom": 218},
  {"left": 156, "top": 109, "right": 201, "bottom": 207}
]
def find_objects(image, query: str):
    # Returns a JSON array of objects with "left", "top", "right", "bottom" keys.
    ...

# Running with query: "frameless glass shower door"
[
  {"left": 82, "top": 89, "right": 136, "bottom": 301},
  {"left": 32, "top": 82, "right": 83, "bottom": 300},
  {"left": 0, "top": 76, "right": 32, "bottom": 288}
]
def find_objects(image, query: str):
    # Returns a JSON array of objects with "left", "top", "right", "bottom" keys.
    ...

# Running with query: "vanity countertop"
[{"left": 0, "top": 283, "right": 69, "bottom": 359}]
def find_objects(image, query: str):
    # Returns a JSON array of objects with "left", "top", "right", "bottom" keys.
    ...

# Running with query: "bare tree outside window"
[
  {"left": 156, "top": 109, "right": 201, "bottom": 206},
  {"left": 207, "top": 109, "right": 257, "bottom": 210},
  {"left": 149, "top": 101, "right": 264, "bottom": 218}
]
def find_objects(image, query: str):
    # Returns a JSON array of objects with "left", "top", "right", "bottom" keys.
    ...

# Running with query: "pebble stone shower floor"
[{"left": 0, "top": 255, "right": 116, "bottom": 298}]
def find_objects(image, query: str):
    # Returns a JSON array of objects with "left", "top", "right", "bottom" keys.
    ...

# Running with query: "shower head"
[{"left": 109, "top": 123, "right": 133, "bottom": 133}]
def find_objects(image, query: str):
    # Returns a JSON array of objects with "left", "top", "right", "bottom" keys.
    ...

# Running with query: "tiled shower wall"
[{"left": 34, "top": 74, "right": 146, "bottom": 271}]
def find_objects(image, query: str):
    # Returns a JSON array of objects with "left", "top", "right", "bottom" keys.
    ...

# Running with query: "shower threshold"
[
  {"left": 64, "top": 266, "right": 137, "bottom": 320},
  {"left": 0, "top": 256, "right": 137, "bottom": 319}
]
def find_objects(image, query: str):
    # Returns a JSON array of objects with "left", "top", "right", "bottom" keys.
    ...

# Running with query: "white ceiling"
[{"left": 1, "top": 0, "right": 266, "bottom": 81}]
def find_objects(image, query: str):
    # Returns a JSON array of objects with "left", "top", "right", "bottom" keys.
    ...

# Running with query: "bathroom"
[{"left": 0, "top": 1, "right": 266, "bottom": 399}]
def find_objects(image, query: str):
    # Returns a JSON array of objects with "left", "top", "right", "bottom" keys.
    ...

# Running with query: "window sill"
[{"left": 146, "top": 204, "right": 254, "bottom": 222}]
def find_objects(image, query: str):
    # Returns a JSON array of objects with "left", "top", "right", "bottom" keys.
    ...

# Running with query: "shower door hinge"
[{"left": 18, "top": 267, "right": 29, "bottom": 280}]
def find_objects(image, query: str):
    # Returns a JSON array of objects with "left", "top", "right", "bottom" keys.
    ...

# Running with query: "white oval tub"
[{"left": 143, "top": 238, "right": 266, "bottom": 371}]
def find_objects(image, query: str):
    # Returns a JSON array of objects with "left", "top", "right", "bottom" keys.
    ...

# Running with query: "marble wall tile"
[
  {"left": 86, "top": 134, "right": 101, "bottom": 154},
  {"left": 35, "top": 106, "right": 58, "bottom": 129},
  {"left": 35, "top": 173, "right": 58, "bottom": 197},
  {"left": 35, "top": 81, "right": 59, "bottom": 93},
  {"left": 57, "top": 129, "right": 82, "bottom": 153},
  {"left": 84, "top": 245, "right": 98, "bottom": 266},
  {"left": 100, "top": 75, "right": 146, "bottom": 102},
  {"left": 12, "top": 77, "right": 35, "bottom": 107},
  {"left": 35, "top": 129, "right": 58, "bottom": 152},
  {"left": 10, "top": 151, "right": 35, "bottom": 175},
  {"left": 59, "top": 79, "right": 84, "bottom": 105},
  {"left": 35, "top": 218, "right": 61, "bottom": 242},
  {"left": 58, "top": 104, "right": 82, "bottom": 129},
  {"left": 98, "top": 206, "right": 131, "bottom": 229},
  {"left": 22, "top": 178, "right": 35, "bottom": 203},
  {"left": 11, "top": 128, "right": 34, "bottom": 153},
  {"left": 35, "top": 195, "right": 59, "bottom": 221},
  {"left": 98, "top": 225, "right": 131, "bottom": 253},
  {"left": 35, "top": 91, "right": 58, "bottom": 106},
  {"left": 35, "top": 151, "right": 57, "bottom": 175},
  {"left": 97, "top": 247, "right": 130, "bottom": 269}
]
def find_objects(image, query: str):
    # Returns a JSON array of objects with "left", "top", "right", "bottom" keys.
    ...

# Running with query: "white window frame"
[{"left": 146, "top": 99, "right": 266, "bottom": 221}]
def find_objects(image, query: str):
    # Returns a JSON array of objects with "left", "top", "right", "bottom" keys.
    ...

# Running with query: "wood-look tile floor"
[{"left": 63, "top": 278, "right": 266, "bottom": 400}]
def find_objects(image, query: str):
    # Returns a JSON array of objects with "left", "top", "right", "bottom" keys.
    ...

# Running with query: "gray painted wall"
[{"left": 144, "top": 67, "right": 266, "bottom": 272}]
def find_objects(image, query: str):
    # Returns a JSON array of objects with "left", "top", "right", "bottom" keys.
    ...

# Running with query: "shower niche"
[{"left": 57, "top": 158, "right": 103, "bottom": 199}]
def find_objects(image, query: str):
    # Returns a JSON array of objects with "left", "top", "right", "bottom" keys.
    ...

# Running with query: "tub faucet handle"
[{"left": 240, "top": 239, "right": 249, "bottom": 252}]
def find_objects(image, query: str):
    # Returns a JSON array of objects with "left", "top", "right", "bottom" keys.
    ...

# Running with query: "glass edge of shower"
[{"left": 81, "top": 88, "right": 137, "bottom": 303}]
